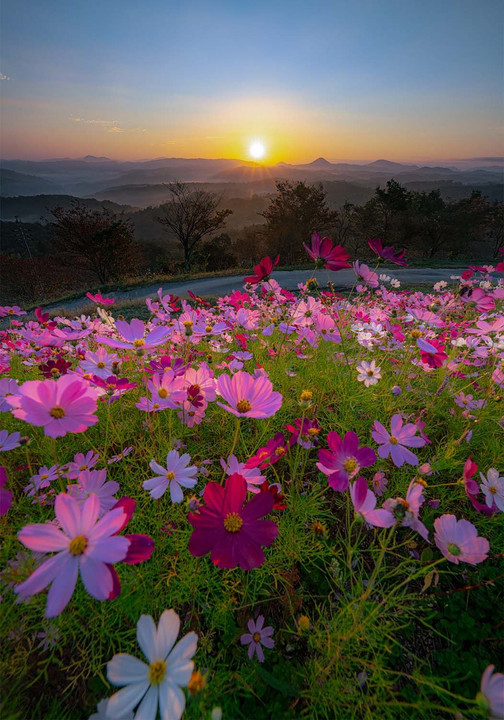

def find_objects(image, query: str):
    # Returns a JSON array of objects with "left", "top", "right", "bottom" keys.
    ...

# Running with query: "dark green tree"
[{"left": 260, "top": 180, "right": 338, "bottom": 263}]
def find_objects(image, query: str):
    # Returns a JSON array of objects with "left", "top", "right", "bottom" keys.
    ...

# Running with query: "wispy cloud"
[
  {"left": 107, "top": 126, "right": 123, "bottom": 133},
  {"left": 71, "top": 116, "right": 118, "bottom": 126},
  {"left": 0, "top": 72, "right": 11, "bottom": 80}
]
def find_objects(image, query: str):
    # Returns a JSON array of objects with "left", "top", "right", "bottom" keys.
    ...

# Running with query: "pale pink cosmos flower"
[
  {"left": 479, "top": 665, "right": 504, "bottom": 720},
  {"left": 350, "top": 477, "right": 395, "bottom": 529},
  {"left": 106, "top": 610, "right": 197, "bottom": 720},
  {"left": 216, "top": 371, "right": 282, "bottom": 419},
  {"left": 356, "top": 359, "right": 382, "bottom": 387},
  {"left": 146, "top": 370, "right": 186, "bottom": 409},
  {"left": 479, "top": 469, "right": 504, "bottom": 512},
  {"left": 69, "top": 469, "right": 120, "bottom": 516},
  {"left": 353, "top": 261, "right": 379, "bottom": 288},
  {"left": 434, "top": 514, "right": 489, "bottom": 565},
  {"left": 15, "top": 493, "right": 130, "bottom": 617},
  {"left": 182, "top": 363, "right": 216, "bottom": 402},
  {"left": 7, "top": 375, "right": 100, "bottom": 438},
  {"left": 383, "top": 479, "right": 429, "bottom": 541},
  {"left": 372, "top": 414, "right": 426, "bottom": 467},
  {"left": 143, "top": 450, "right": 198, "bottom": 502},
  {"left": 79, "top": 348, "right": 119, "bottom": 379},
  {"left": 64, "top": 450, "right": 100, "bottom": 479}
]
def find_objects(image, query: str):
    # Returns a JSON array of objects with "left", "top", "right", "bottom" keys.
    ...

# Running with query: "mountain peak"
[{"left": 307, "top": 157, "right": 332, "bottom": 167}]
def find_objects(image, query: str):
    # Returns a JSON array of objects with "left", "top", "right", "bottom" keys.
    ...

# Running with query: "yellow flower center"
[
  {"left": 49, "top": 406, "right": 65, "bottom": 419},
  {"left": 389, "top": 436, "right": 399, "bottom": 445},
  {"left": 343, "top": 458, "right": 358, "bottom": 473},
  {"left": 40, "top": 474, "right": 49, "bottom": 480},
  {"left": 275, "top": 447, "right": 286, "bottom": 457},
  {"left": 489, "top": 485, "right": 497, "bottom": 494},
  {"left": 367, "top": 370, "right": 374, "bottom": 376},
  {"left": 69, "top": 535, "right": 88, "bottom": 555},
  {"left": 50, "top": 368, "right": 59, "bottom": 376},
  {"left": 300, "top": 390, "right": 312, "bottom": 402},
  {"left": 205, "top": 325, "right": 213, "bottom": 333},
  {"left": 158, "top": 388, "right": 168, "bottom": 398},
  {"left": 236, "top": 400, "right": 251, "bottom": 413},
  {"left": 308, "top": 428, "right": 320, "bottom": 436},
  {"left": 153, "top": 403, "right": 160, "bottom": 409},
  {"left": 149, "top": 659, "right": 167, "bottom": 685},
  {"left": 97, "top": 362, "right": 106, "bottom": 368},
  {"left": 183, "top": 320, "right": 193, "bottom": 329},
  {"left": 410, "top": 329, "right": 422, "bottom": 339},
  {"left": 224, "top": 512, "right": 243, "bottom": 533},
  {"left": 252, "top": 632, "right": 261, "bottom": 643},
  {"left": 133, "top": 339, "right": 145, "bottom": 347},
  {"left": 79, "top": 465, "right": 88, "bottom": 471},
  {"left": 166, "top": 471, "right": 175, "bottom": 480}
]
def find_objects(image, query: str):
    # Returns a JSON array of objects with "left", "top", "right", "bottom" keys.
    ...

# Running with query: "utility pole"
[{"left": 14, "top": 216, "right": 33, "bottom": 258}]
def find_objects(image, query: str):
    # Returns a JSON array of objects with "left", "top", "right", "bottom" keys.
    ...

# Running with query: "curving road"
[{"left": 37, "top": 267, "right": 461, "bottom": 317}]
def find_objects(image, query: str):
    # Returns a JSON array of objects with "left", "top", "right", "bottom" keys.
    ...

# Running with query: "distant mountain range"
[{"left": 1, "top": 155, "right": 502, "bottom": 199}]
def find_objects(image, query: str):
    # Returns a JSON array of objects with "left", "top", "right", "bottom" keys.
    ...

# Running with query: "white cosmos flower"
[
  {"left": 356, "top": 359, "right": 382, "bottom": 387},
  {"left": 106, "top": 610, "right": 198, "bottom": 720}
]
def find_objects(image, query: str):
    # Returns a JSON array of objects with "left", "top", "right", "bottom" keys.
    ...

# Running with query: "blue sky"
[{"left": 1, "top": 0, "right": 503, "bottom": 161}]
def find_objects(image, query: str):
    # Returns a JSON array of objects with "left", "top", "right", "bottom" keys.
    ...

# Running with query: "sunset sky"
[{"left": 1, "top": 0, "right": 503, "bottom": 163}]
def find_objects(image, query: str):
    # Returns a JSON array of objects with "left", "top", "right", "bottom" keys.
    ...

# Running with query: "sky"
[{"left": 1, "top": 0, "right": 503, "bottom": 163}]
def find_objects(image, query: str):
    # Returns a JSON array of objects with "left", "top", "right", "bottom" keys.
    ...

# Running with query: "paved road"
[{"left": 35, "top": 267, "right": 461, "bottom": 317}]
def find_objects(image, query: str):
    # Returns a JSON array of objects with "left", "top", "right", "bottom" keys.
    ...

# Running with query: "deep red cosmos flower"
[
  {"left": 368, "top": 238, "right": 408, "bottom": 266},
  {"left": 39, "top": 355, "right": 72, "bottom": 379},
  {"left": 108, "top": 497, "right": 155, "bottom": 598},
  {"left": 244, "top": 256, "right": 280, "bottom": 284},
  {"left": 188, "top": 474, "right": 278, "bottom": 570},
  {"left": 303, "top": 233, "right": 351, "bottom": 271}
]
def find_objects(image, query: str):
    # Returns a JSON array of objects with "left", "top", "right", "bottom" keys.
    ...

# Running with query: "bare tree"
[{"left": 156, "top": 182, "right": 233, "bottom": 272}]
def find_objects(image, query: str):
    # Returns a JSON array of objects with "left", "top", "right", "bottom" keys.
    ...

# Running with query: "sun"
[{"left": 249, "top": 140, "right": 266, "bottom": 160}]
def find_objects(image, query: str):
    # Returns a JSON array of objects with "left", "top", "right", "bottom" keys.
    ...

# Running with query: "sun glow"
[{"left": 249, "top": 140, "right": 266, "bottom": 160}]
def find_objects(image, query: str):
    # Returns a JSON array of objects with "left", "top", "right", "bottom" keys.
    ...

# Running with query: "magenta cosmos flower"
[
  {"left": 434, "top": 514, "right": 489, "bottom": 565},
  {"left": 15, "top": 493, "right": 131, "bottom": 616},
  {"left": 0, "top": 466, "right": 12, "bottom": 516},
  {"left": 317, "top": 431, "right": 376, "bottom": 492},
  {"left": 371, "top": 414, "right": 426, "bottom": 467},
  {"left": 368, "top": 238, "right": 407, "bottom": 267},
  {"left": 7, "top": 375, "right": 100, "bottom": 438},
  {"left": 243, "top": 255, "right": 279, "bottom": 284},
  {"left": 216, "top": 371, "right": 282, "bottom": 419},
  {"left": 479, "top": 665, "right": 504, "bottom": 720},
  {"left": 240, "top": 615, "right": 274, "bottom": 662},
  {"left": 188, "top": 474, "right": 278, "bottom": 570},
  {"left": 86, "top": 292, "right": 115, "bottom": 305},
  {"left": 303, "top": 233, "right": 351, "bottom": 271}
]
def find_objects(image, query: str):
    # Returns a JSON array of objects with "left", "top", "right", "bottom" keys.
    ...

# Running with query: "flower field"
[{"left": 1, "top": 237, "right": 503, "bottom": 720}]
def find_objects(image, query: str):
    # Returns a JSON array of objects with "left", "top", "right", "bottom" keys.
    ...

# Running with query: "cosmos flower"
[
  {"left": 15, "top": 493, "right": 130, "bottom": 617},
  {"left": 433, "top": 514, "right": 489, "bottom": 565},
  {"left": 479, "top": 665, "right": 504, "bottom": 720},
  {"left": 240, "top": 615, "right": 275, "bottom": 662},
  {"left": 143, "top": 451, "right": 198, "bottom": 502},
  {"left": 65, "top": 450, "right": 100, "bottom": 479},
  {"left": 220, "top": 454, "right": 266, "bottom": 493},
  {"left": 96, "top": 319, "right": 171, "bottom": 350},
  {"left": 0, "top": 466, "right": 12, "bottom": 516},
  {"left": 0, "top": 429, "right": 22, "bottom": 452},
  {"left": 7, "top": 375, "right": 100, "bottom": 438},
  {"left": 368, "top": 238, "right": 407, "bottom": 266},
  {"left": 243, "top": 255, "right": 280, "bottom": 284},
  {"left": 353, "top": 261, "right": 379, "bottom": 288},
  {"left": 188, "top": 474, "right": 278, "bottom": 570},
  {"left": 479, "top": 468, "right": 504, "bottom": 512},
  {"left": 383, "top": 479, "right": 430, "bottom": 541},
  {"left": 350, "top": 477, "right": 395, "bottom": 528},
  {"left": 371, "top": 414, "right": 426, "bottom": 467},
  {"left": 356, "top": 359, "right": 382, "bottom": 387},
  {"left": 106, "top": 610, "right": 198, "bottom": 720},
  {"left": 317, "top": 431, "right": 376, "bottom": 492},
  {"left": 69, "top": 469, "right": 120, "bottom": 516},
  {"left": 0, "top": 378, "right": 18, "bottom": 412},
  {"left": 303, "top": 233, "right": 351, "bottom": 270},
  {"left": 216, "top": 371, "right": 282, "bottom": 419},
  {"left": 86, "top": 292, "right": 115, "bottom": 305},
  {"left": 371, "top": 471, "right": 388, "bottom": 497}
]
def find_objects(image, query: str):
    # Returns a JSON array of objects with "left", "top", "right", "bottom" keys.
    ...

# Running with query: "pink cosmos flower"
[
  {"left": 350, "top": 477, "right": 395, "bottom": 529},
  {"left": 240, "top": 615, "right": 274, "bottom": 662},
  {"left": 317, "top": 431, "right": 376, "bottom": 492},
  {"left": 371, "top": 471, "right": 388, "bottom": 497},
  {"left": 7, "top": 375, "right": 100, "bottom": 438},
  {"left": 353, "top": 261, "right": 379, "bottom": 288},
  {"left": 15, "top": 493, "right": 130, "bottom": 617},
  {"left": 86, "top": 292, "right": 115, "bottom": 305},
  {"left": 188, "top": 474, "right": 278, "bottom": 570},
  {"left": 69, "top": 469, "right": 120, "bottom": 516},
  {"left": 371, "top": 414, "right": 426, "bottom": 467},
  {"left": 220, "top": 455, "right": 266, "bottom": 493},
  {"left": 479, "top": 469, "right": 504, "bottom": 512},
  {"left": 0, "top": 430, "right": 22, "bottom": 452},
  {"left": 96, "top": 319, "right": 171, "bottom": 350},
  {"left": 216, "top": 371, "right": 282, "bottom": 419},
  {"left": 460, "top": 288, "right": 495, "bottom": 313},
  {"left": 245, "top": 432, "right": 289, "bottom": 470},
  {"left": 182, "top": 363, "right": 216, "bottom": 402},
  {"left": 79, "top": 348, "right": 120, "bottom": 379},
  {"left": 0, "top": 466, "right": 12, "bottom": 516},
  {"left": 382, "top": 479, "right": 430, "bottom": 541},
  {"left": 434, "top": 514, "right": 489, "bottom": 565},
  {"left": 480, "top": 665, "right": 504, "bottom": 720},
  {"left": 65, "top": 450, "right": 100, "bottom": 479},
  {"left": 303, "top": 233, "right": 351, "bottom": 271},
  {"left": 143, "top": 450, "right": 198, "bottom": 502}
]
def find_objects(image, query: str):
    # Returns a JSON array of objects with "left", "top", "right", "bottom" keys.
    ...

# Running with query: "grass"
[{"left": 0, "top": 276, "right": 503, "bottom": 719}]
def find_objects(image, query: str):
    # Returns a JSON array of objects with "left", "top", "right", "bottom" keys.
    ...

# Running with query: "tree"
[
  {"left": 50, "top": 201, "right": 140, "bottom": 283},
  {"left": 260, "top": 180, "right": 338, "bottom": 263},
  {"left": 156, "top": 182, "right": 233, "bottom": 272}
]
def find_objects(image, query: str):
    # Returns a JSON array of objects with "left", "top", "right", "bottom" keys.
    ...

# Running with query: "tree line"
[{"left": 1, "top": 179, "right": 502, "bottom": 302}]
